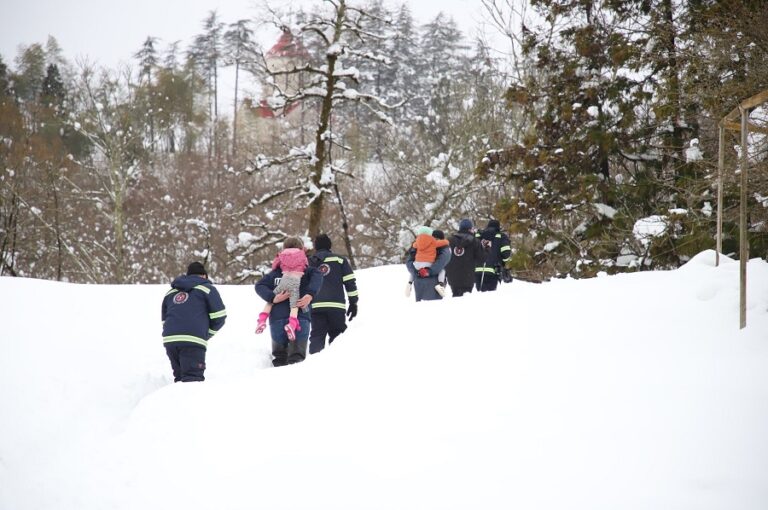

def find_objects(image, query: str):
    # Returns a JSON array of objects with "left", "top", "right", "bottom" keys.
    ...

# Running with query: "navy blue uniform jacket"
[
  {"left": 476, "top": 227, "right": 512, "bottom": 268},
  {"left": 162, "top": 275, "right": 227, "bottom": 348},
  {"left": 255, "top": 266, "right": 323, "bottom": 320},
  {"left": 309, "top": 249, "right": 358, "bottom": 311}
]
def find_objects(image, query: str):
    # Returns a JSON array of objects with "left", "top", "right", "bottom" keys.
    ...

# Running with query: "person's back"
[
  {"left": 308, "top": 234, "right": 359, "bottom": 354},
  {"left": 161, "top": 262, "right": 227, "bottom": 382},
  {"left": 446, "top": 219, "right": 483, "bottom": 297},
  {"left": 413, "top": 233, "right": 449, "bottom": 263},
  {"left": 475, "top": 220, "right": 512, "bottom": 292}
]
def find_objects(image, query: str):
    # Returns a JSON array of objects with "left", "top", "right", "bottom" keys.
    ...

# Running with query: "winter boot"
[
  {"left": 284, "top": 316, "right": 301, "bottom": 341},
  {"left": 255, "top": 312, "right": 269, "bottom": 334},
  {"left": 434, "top": 282, "right": 446, "bottom": 297}
]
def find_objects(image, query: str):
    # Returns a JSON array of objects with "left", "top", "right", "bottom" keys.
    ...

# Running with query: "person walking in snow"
[
  {"left": 445, "top": 219, "right": 485, "bottom": 297},
  {"left": 255, "top": 243, "right": 311, "bottom": 341},
  {"left": 308, "top": 234, "right": 359, "bottom": 354},
  {"left": 406, "top": 228, "right": 452, "bottom": 302},
  {"left": 475, "top": 219, "right": 512, "bottom": 292},
  {"left": 406, "top": 225, "right": 450, "bottom": 298},
  {"left": 255, "top": 237, "right": 323, "bottom": 367},
  {"left": 161, "top": 261, "right": 227, "bottom": 382}
]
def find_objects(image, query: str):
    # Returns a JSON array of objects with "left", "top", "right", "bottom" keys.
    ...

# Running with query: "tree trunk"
[
  {"left": 308, "top": 1, "right": 346, "bottom": 240},
  {"left": 232, "top": 60, "right": 239, "bottom": 163}
]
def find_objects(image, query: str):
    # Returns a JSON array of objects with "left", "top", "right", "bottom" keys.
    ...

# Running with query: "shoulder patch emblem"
[
  {"left": 453, "top": 246, "right": 465, "bottom": 257},
  {"left": 173, "top": 291, "right": 189, "bottom": 304},
  {"left": 318, "top": 263, "right": 331, "bottom": 276}
]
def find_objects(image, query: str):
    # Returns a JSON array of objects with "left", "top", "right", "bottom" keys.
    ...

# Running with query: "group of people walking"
[
  {"left": 160, "top": 219, "right": 510, "bottom": 382},
  {"left": 160, "top": 234, "right": 358, "bottom": 382},
  {"left": 406, "top": 218, "right": 512, "bottom": 302}
]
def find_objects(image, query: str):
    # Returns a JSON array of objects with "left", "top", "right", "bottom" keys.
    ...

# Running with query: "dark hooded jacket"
[
  {"left": 476, "top": 225, "right": 512, "bottom": 270},
  {"left": 162, "top": 275, "right": 227, "bottom": 348},
  {"left": 309, "top": 249, "right": 358, "bottom": 311},
  {"left": 446, "top": 229, "right": 485, "bottom": 289}
]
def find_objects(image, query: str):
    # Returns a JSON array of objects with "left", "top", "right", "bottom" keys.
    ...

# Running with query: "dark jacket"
[
  {"left": 309, "top": 249, "right": 358, "bottom": 312},
  {"left": 476, "top": 227, "right": 512, "bottom": 275},
  {"left": 446, "top": 230, "right": 484, "bottom": 289},
  {"left": 162, "top": 275, "right": 227, "bottom": 348},
  {"left": 407, "top": 244, "right": 451, "bottom": 302},
  {"left": 255, "top": 266, "right": 323, "bottom": 320}
]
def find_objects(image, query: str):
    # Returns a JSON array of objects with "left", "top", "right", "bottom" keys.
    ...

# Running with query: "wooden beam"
[
  {"left": 740, "top": 89, "right": 768, "bottom": 111},
  {"left": 720, "top": 88, "right": 768, "bottom": 124},
  {"left": 721, "top": 119, "right": 768, "bottom": 135}
]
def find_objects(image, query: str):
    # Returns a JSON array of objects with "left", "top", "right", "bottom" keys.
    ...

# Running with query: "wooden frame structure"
[{"left": 716, "top": 89, "right": 768, "bottom": 329}]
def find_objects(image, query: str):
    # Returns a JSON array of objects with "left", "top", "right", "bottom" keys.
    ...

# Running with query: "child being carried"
[
  {"left": 407, "top": 225, "right": 449, "bottom": 297},
  {"left": 255, "top": 245, "right": 308, "bottom": 340}
]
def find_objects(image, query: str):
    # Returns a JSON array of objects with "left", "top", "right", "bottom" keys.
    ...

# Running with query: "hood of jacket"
[
  {"left": 171, "top": 274, "right": 209, "bottom": 292},
  {"left": 452, "top": 231, "right": 476, "bottom": 248}
]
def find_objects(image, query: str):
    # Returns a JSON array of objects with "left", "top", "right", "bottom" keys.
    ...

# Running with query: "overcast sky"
[{"left": 1, "top": 0, "right": 490, "bottom": 68}]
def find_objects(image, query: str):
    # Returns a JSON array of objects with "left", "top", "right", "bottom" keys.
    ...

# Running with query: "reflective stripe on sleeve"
[
  {"left": 209, "top": 309, "right": 227, "bottom": 319},
  {"left": 194, "top": 285, "right": 211, "bottom": 294},
  {"left": 342, "top": 273, "right": 356, "bottom": 282}
]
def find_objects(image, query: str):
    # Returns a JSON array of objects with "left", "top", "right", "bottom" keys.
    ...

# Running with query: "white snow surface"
[{"left": 2, "top": 250, "right": 768, "bottom": 510}]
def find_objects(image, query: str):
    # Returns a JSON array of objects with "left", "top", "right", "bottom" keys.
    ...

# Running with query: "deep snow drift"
[{"left": 2, "top": 250, "right": 767, "bottom": 510}]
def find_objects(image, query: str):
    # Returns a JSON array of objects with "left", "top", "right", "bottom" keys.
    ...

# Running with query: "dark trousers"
[
  {"left": 270, "top": 317, "right": 310, "bottom": 367},
  {"left": 475, "top": 272, "right": 499, "bottom": 292},
  {"left": 165, "top": 343, "right": 206, "bottom": 382},
  {"left": 309, "top": 309, "right": 348, "bottom": 354},
  {"left": 451, "top": 285, "right": 473, "bottom": 297}
]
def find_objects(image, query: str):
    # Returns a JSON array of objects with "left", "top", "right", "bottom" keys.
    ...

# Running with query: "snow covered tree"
[
  {"left": 243, "top": 0, "right": 402, "bottom": 266},
  {"left": 190, "top": 11, "right": 225, "bottom": 173},
  {"left": 68, "top": 64, "right": 148, "bottom": 282},
  {"left": 223, "top": 19, "right": 258, "bottom": 164}
]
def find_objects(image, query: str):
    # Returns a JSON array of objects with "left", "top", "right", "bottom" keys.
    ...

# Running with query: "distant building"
[{"left": 240, "top": 29, "right": 312, "bottom": 150}]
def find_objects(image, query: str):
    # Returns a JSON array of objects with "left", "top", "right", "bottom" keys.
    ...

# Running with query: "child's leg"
[
  {"left": 438, "top": 269, "right": 446, "bottom": 284},
  {"left": 255, "top": 304, "right": 271, "bottom": 334}
]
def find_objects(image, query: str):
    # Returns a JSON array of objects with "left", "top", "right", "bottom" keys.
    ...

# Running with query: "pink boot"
[
  {"left": 255, "top": 312, "right": 269, "bottom": 334},
  {"left": 284, "top": 316, "right": 301, "bottom": 341}
]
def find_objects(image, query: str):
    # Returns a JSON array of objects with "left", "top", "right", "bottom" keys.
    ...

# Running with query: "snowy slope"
[{"left": 1, "top": 250, "right": 767, "bottom": 510}]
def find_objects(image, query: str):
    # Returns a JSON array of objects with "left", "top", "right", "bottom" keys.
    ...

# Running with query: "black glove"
[{"left": 346, "top": 302, "right": 358, "bottom": 321}]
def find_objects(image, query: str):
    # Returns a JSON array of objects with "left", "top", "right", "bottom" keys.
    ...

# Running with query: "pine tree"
[{"left": 224, "top": 19, "right": 257, "bottom": 164}]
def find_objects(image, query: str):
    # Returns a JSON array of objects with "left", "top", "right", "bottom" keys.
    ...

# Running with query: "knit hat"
[
  {"left": 432, "top": 229, "right": 445, "bottom": 240},
  {"left": 416, "top": 225, "right": 433, "bottom": 236},
  {"left": 486, "top": 219, "right": 500, "bottom": 230},
  {"left": 458, "top": 218, "right": 473, "bottom": 232},
  {"left": 314, "top": 234, "right": 332, "bottom": 251},
  {"left": 186, "top": 261, "right": 207, "bottom": 276}
]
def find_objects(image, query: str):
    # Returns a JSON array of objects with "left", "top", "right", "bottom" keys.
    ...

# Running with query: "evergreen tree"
[
  {"left": 190, "top": 10, "right": 225, "bottom": 171},
  {"left": 14, "top": 43, "right": 46, "bottom": 103},
  {"left": 224, "top": 18, "right": 257, "bottom": 163},
  {"left": 40, "top": 63, "right": 65, "bottom": 108}
]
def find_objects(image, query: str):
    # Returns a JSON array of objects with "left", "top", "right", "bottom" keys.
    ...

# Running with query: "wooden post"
[
  {"left": 717, "top": 125, "right": 724, "bottom": 266},
  {"left": 739, "top": 108, "right": 748, "bottom": 329}
]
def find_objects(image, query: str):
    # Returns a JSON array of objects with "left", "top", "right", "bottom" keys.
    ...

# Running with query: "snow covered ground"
[{"left": 2, "top": 250, "right": 768, "bottom": 510}]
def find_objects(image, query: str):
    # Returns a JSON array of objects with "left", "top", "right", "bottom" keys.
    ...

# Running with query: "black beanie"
[
  {"left": 314, "top": 234, "right": 332, "bottom": 251},
  {"left": 186, "top": 261, "right": 207, "bottom": 276},
  {"left": 432, "top": 229, "right": 445, "bottom": 240},
  {"left": 487, "top": 219, "right": 500, "bottom": 230}
]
